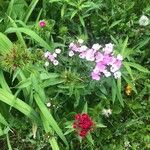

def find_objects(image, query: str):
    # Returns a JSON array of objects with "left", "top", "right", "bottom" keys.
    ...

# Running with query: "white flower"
[
  {"left": 44, "top": 61, "right": 49, "bottom": 67},
  {"left": 114, "top": 71, "right": 121, "bottom": 79},
  {"left": 103, "top": 43, "right": 114, "bottom": 54},
  {"left": 117, "top": 54, "right": 123, "bottom": 61},
  {"left": 103, "top": 70, "right": 111, "bottom": 77},
  {"left": 69, "top": 51, "right": 74, "bottom": 57},
  {"left": 78, "top": 39, "right": 84, "bottom": 44},
  {"left": 79, "top": 45, "right": 87, "bottom": 52},
  {"left": 139, "top": 15, "right": 149, "bottom": 26},
  {"left": 44, "top": 51, "right": 50, "bottom": 58},
  {"left": 53, "top": 53, "right": 57, "bottom": 57},
  {"left": 102, "top": 108, "right": 112, "bottom": 117},
  {"left": 46, "top": 102, "right": 51, "bottom": 107},
  {"left": 92, "top": 43, "right": 101, "bottom": 50},
  {"left": 110, "top": 65, "right": 119, "bottom": 73},
  {"left": 53, "top": 60, "right": 59, "bottom": 66},
  {"left": 55, "top": 48, "right": 61, "bottom": 54}
]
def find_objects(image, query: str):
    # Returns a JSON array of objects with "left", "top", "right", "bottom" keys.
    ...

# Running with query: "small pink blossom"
[
  {"left": 95, "top": 63, "right": 106, "bottom": 72},
  {"left": 95, "top": 52, "right": 104, "bottom": 62},
  {"left": 91, "top": 72, "right": 100, "bottom": 80},
  {"left": 85, "top": 49, "right": 95, "bottom": 61},
  {"left": 48, "top": 54, "right": 55, "bottom": 62},
  {"left": 39, "top": 20, "right": 46, "bottom": 27}
]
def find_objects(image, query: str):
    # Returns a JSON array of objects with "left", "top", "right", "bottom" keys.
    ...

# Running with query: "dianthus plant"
[{"left": 68, "top": 39, "right": 123, "bottom": 81}]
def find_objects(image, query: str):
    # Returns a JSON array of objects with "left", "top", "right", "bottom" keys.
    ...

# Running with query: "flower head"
[
  {"left": 102, "top": 108, "right": 112, "bottom": 117},
  {"left": 139, "top": 15, "right": 149, "bottom": 26},
  {"left": 39, "top": 20, "right": 46, "bottom": 27},
  {"left": 73, "top": 113, "right": 94, "bottom": 138}
]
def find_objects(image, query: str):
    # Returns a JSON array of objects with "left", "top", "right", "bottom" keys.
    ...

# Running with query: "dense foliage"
[{"left": 0, "top": 0, "right": 150, "bottom": 150}]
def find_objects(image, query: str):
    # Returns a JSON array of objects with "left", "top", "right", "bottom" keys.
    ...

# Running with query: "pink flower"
[
  {"left": 48, "top": 54, "right": 55, "bottom": 62},
  {"left": 102, "top": 55, "right": 112, "bottom": 65},
  {"left": 95, "top": 52, "right": 103, "bottom": 62},
  {"left": 91, "top": 72, "right": 100, "bottom": 80},
  {"left": 39, "top": 20, "right": 46, "bottom": 27},
  {"left": 96, "top": 63, "right": 106, "bottom": 72},
  {"left": 85, "top": 49, "right": 95, "bottom": 61},
  {"left": 79, "top": 52, "right": 86, "bottom": 59}
]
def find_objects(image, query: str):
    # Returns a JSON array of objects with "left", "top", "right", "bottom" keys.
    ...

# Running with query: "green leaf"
[
  {"left": 86, "top": 133, "right": 94, "bottom": 145},
  {"left": 112, "top": 79, "right": 117, "bottom": 103},
  {"left": 5, "top": 27, "right": 52, "bottom": 50},
  {"left": 40, "top": 73, "right": 59, "bottom": 80},
  {"left": 61, "top": 4, "right": 66, "bottom": 18},
  {"left": 0, "top": 113, "right": 9, "bottom": 126},
  {"left": 41, "top": 79, "right": 65, "bottom": 88},
  {"left": 109, "top": 20, "right": 122, "bottom": 29},
  {"left": 79, "top": 15, "right": 85, "bottom": 27},
  {"left": 0, "top": 88, "right": 40, "bottom": 123},
  {"left": 34, "top": 94, "right": 69, "bottom": 148},
  {"left": 64, "top": 128, "right": 74, "bottom": 135},
  {"left": 121, "top": 37, "right": 128, "bottom": 57},
  {"left": 96, "top": 123, "right": 106, "bottom": 128},
  {"left": 0, "top": 32, "right": 12, "bottom": 54},
  {"left": 23, "top": 0, "right": 39, "bottom": 23},
  {"left": 82, "top": 102, "right": 88, "bottom": 113},
  {"left": 117, "top": 78, "right": 124, "bottom": 107},
  {"left": 123, "top": 62, "right": 134, "bottom": 80},
  {"left": 41, "top": 113, "right": 60, "bottom": 150},
  {"left": 15, "top": 78, "right": 31, "bottom": 89},
  {"left": 126, "top": 62, "right": 150, "bottom": 73}
]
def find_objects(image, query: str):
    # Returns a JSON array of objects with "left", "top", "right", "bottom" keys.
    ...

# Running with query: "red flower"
[{"left": 73, "top": 113, "right": 94, "bottom": 138}]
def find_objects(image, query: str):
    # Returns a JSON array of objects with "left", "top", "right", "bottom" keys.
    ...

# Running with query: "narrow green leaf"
[
  {"left": 41, "top": 113, "right": 60, "bottom": 150},
  {"left": 0, "top": 113, "right": 9, "bottom": 126},
  {"left": 123, "top": 62, "right": 134, "bottom": 80},
  {"left": 79, "top": 15, "right": 85, "bottom": 27},
  {"left": 117, "top": 78, "right": 124, "bottom": 107},
  {"left": 0, "top": 32, "right": 12, "bottom": 54},
  {"left": 0, "top": 88, "right": 40, "bottom": 123},
  {"left": 121, "top": 37, "right": 128, "bottom": 57},
  {"left": 24, "top": 0, "right": 39, "bottom": 23},
  {"left": 112, "top": 79, "right": 117, "bottom": 103},
  {"left": 0, "top": 70, "right": 11, "bottom": 92},
  {"left": 109, "top": 20, "right": 122, "bottom": 29},
  {"left": 5, "top": 27, "right": 52, "bottom": 50},
  {"left": 34, "top": 93, "right": 69, "bottom": 148},
  {"left": 126, "top": 62, "right": 150, "bottom": 73},
  {"left": 82, "top": 102, "right": 88, "bottom": 113},
  {"left": 61, "top": 4, "right": 66, "bottom": 18}
]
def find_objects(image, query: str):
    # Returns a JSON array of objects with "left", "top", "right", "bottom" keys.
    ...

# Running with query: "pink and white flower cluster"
[
  {"left": 69, "top": 39, "right": 123, "bottom": 80},
  {"left": 44, "top": 48, "right": 61, "bottom": 66}
]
